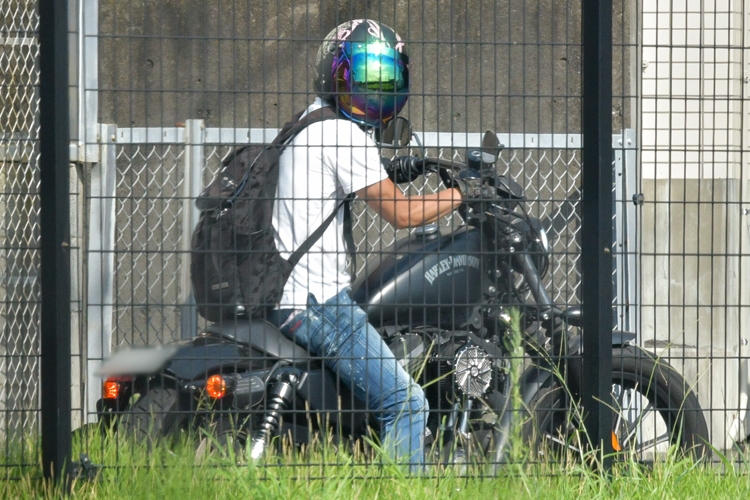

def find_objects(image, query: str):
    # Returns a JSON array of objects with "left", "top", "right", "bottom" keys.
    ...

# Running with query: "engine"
[
  {"left": 386, "top": 327, "right": 501, "bottom": 411},
  {"left": 416, "top": 330, "right": 496, "bottom": 405},
  {"left": 454, "top": 344, "right": 493, "bottom": 398}
]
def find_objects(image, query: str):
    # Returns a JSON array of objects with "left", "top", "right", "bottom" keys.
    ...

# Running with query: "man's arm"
[{"left": 355, "top": 177, "right": 463, "bottom": 229}]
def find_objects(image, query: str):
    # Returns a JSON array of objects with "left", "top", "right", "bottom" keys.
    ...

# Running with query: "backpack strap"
[
  {"left": 272, "top": 107, "right": 339, "bottom": 147},
  {"left": 342, "top": 197, "right": 357, "bottom": 280},
  {"left": 215, "top": 107, "right": 340, "bottom": 212},
  {"left": 288, "top": 193, "right": 355, "bottom": 268}
]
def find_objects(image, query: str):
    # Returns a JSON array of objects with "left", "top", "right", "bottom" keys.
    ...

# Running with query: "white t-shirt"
[{"left": 272, "top": 98, "right": 388, "bottom": 308}]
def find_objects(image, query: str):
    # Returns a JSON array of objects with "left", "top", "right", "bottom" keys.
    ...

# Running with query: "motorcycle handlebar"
[
  {"left": 383, "top": 156, "right": 465, "bottom": 184},
  {"left": 384, "top": 155, "right": 524, "bottom": 204}
]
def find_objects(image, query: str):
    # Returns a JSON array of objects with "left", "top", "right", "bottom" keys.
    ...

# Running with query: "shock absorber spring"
[{"left": 249, "top": 372, "right": 297, "bottom": 460}]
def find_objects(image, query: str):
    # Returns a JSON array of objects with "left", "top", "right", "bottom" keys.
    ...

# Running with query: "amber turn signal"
[
  {"left": 611, "top": 431, "right": 622, "bottom": 452},
  {"left": 102, "top": 378, "right": 121, "bottom": 400},
  {"left": 206, "top": 374, "right": 227, "bottom": 399}
]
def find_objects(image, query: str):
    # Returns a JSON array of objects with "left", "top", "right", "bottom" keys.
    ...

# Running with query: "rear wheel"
[
  {"left": 195, "top": 414, "right": 249, "bottom": 463},
  {"left": 525, "top": 346, "right": 710, "bottom": 463},
  {"left": 120, "top": 386, "right": 181, "bottom": 445}
]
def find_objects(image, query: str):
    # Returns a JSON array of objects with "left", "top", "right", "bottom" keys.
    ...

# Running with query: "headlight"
[
  {"left": 530, "top": 223, "right": 551, "bottom": 279},
  {"left": 537, "top": 226, "right": 550, "bottom": 255}
]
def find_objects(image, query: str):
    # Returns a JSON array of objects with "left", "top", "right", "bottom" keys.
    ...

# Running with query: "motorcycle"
[{"left": 96, "top": 119, "right": 710, "bottom": 465}]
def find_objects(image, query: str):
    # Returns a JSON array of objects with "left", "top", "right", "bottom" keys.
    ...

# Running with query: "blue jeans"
[{"left": 270, "top": 288, "right": 428, "bottom": 467}]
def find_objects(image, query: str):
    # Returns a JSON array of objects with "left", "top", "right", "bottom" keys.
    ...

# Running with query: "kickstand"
[{"left": 69, "top": 453, "right": 101, "bottom": 481}]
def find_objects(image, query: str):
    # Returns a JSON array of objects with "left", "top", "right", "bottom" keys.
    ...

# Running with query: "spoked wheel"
[{"left": 524, "top": 345, "right": 710, "bottom": 463}]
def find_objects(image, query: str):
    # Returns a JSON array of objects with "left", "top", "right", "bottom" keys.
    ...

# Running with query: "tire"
[
  {"left": 120, "top": 386, "right": 181, "bottom": 444},
  {"left": 524, "top": 345, "right": 710, "bottom": 462},
  {"left": 195, "top": 414, "right": 249, "bottom": 463}
]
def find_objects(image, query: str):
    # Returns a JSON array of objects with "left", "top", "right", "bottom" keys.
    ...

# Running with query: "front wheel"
[{"left": 525, "top": 345, "right": 710, "bottom": 463}]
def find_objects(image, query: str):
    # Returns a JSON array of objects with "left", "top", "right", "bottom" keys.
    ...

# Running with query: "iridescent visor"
[{"left": 344, "top": 42, "right": 409, "bottom": 125}]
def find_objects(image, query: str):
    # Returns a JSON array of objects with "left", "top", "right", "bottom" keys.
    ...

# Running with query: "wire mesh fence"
[
  {"left": 106, "top": 138, "right": 585, "bottom": 350},
  {"left": 1, "top": 0, "right": 41, "bottom": 468},
  {"left": 6, "top": 0, "right": 750, "bottom": 483},
  {"left": 113, "top": 144, "right": 186, "bottom": 346}
]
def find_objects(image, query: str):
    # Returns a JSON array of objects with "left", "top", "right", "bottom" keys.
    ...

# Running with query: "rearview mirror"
[
  {"left": 380, "top": 117, "right": 412, "bottom": 148},
  {"left": 481, "top": 130, "right": 503, "bottom": 164}
]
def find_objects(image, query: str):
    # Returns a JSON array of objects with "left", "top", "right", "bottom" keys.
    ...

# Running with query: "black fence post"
[
  {"left": 39, "top": 0, "right": 72, "bottom": 485},
  {"left": 581, "top": 0, "right": 614, "bottom": 469}
]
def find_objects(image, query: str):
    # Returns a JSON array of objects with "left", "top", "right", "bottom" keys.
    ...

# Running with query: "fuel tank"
[{"left": 350, "top": 226, "right": 484, "bottom": 329}]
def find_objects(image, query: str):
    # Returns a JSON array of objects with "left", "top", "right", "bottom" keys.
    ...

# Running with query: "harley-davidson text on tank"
[{"left": 423, "top": 254, "right": 480, "bottom": 285}]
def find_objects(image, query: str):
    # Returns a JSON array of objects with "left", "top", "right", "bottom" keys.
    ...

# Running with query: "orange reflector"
[
  {"left": 206, "top": 374, "right": 227, "bottom": 399},
  {"left": 611, "top": 431, "right": 622, "bottom": 452},
  {"left": 102, "top": 379, "right": 121, "bottom": 400}
]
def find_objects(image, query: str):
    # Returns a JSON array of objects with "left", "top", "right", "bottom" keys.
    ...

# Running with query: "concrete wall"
[
  {"left": 97, "top": 0, "right": 601, "bottom": 133},
  {"left": 641, "top": 178, "right": 749, "bottom": 449},
  {"left": 641, "top": 1, "right": 750, "bottom": 448}
]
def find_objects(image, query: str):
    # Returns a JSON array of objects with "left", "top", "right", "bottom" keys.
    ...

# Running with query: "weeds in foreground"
[
  {"left": 0, "top": 311, "right": 742, "bottom": 497},
  {"left": 1, "top": 421, "right": 750, "bottom": 499}
]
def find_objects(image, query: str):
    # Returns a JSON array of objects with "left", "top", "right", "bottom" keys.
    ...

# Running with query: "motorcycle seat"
[{"left": 204, "top": 319, "right": 310, "bottom": 362}]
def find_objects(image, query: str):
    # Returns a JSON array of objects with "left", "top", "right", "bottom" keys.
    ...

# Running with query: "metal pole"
[
  {"left": 179, "top": 119, "right": 204, "bottom": 338},
  {"left": 581, "top": 0, "right": 614, "bottom": 469},
  {"left": 79, "top": 0, "right": 100, "bottom": 163},
  {"left": 39, "top": 0, "right": 72, "bottom": 484},
  {"left": 86, "top": 124, "right": 117, "bottom": 422}
]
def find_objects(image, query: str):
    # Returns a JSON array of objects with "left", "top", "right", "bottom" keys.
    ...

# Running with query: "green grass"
[
  {"left": 2, "top": 311, "right": 746, "bottom": 498},
  {"left": 2, "top": 426, "right": 750, "bottom": 499}
]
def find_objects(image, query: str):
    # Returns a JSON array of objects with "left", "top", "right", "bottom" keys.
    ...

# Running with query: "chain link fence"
[
  {"left": 0, "top": 0, "right": 41, "bottom": 462},
  {"left": 113, "top": 144, "right": 185, "bottom": 346},
  {"left": 106, "top": 135, "right": 584, "bottom": 351}
]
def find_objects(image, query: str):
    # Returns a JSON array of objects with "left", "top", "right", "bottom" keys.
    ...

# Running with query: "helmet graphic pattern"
[{"left": 314, "top": 20, "right": 409, "bottom": 129}]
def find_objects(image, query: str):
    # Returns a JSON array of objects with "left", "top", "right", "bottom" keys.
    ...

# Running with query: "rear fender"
[
  {"left": 203, "top": 319, "right": 310, "bottom": 362},
  {"left": 166, "top": 343, "right": 252, "bottom": 381},
  {"left": 95, "top": 340, "right": 254, "bottom": 383}
]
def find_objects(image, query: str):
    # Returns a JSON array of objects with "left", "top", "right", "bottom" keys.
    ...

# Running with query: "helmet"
[{"left": 314, "top": 19, "right": 409, "bottom": 129}]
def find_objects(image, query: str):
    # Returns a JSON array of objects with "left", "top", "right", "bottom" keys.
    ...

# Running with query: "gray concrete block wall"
[{"left": 97, "top": 0, "right": 602, "bottom": 134}]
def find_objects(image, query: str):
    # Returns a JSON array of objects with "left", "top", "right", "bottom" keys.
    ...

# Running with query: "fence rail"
[
  {"left": 82, "top": 123, "right": 635, "bottom": 425},
  {"left": 4, "top": 0, "right": 750, "bottom": 486}
]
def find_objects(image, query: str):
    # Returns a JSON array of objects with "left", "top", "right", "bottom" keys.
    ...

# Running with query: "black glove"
[{"left": 382, "top": 156, "right": 424, "bottom": 184}]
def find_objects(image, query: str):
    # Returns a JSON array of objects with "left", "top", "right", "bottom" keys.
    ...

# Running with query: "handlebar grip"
[{"left": 384, "top": 156, "right": 424, "bottom": 184}]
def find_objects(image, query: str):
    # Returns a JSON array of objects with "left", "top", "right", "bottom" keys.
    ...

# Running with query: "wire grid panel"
[
  {"left": 351, "top": 147, "right": 582, "bottom": 306},
  {"left": 505, "top": 149, "right": 582, "bottom": 305},
  {"left": 113, "top": 144, "right": 185, "bottom": 346},
  {"left": 0, "top": 0, "right": 41, "bottom": 455},
  {"left": 110, "top": 140, "right": 582, "bottom": 350}
]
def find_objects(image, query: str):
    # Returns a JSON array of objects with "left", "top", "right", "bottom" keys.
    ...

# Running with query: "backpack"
[{"left": 190, "top": 107, "right": 345, "bottom": 321}]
